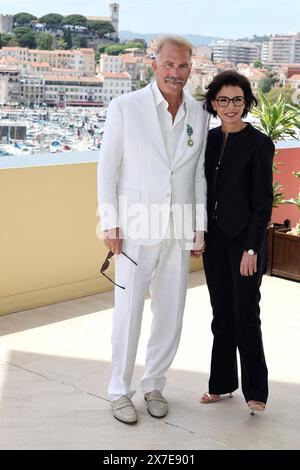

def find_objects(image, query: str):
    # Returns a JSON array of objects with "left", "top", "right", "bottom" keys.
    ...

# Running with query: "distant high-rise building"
[
  {"left": 211, "top": 40, "right": 261, "bottom": 64},
  {"left": 261, "top": 42, "right": 270, "bottom": 64},
  {"left": 267, "top": 34, "right": 300, "bottom": 64}
]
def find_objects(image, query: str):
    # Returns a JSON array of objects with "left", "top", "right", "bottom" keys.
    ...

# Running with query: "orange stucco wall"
[{"left": 271, "top": 147, "right": 300, "bottom": 227}]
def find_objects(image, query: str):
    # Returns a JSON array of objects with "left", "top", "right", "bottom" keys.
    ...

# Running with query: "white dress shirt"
[{"left": 151, "top": 80, "right": 186, "bottom": 166}]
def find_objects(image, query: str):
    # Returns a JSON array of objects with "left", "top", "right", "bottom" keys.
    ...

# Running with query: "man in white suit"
[{"left": 98, "top": 35, "right": 209, "bottom": 424}]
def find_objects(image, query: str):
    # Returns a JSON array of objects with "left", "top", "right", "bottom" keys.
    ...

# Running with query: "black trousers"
[{"left": 203, "top": 224, "right": 268, "bottom": 403}]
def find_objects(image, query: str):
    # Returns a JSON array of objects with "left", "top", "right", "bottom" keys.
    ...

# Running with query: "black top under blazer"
[{"left": 205, "top": 123, "right": 275, "bottom": 253}]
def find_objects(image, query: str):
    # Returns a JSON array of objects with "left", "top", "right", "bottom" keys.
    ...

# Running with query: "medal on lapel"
[{"left": 187, "top": 124, "right": 194, "bottom": 146}]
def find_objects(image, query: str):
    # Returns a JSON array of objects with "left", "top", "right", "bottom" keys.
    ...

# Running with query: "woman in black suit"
[{"left": 199, "top": 70, "right": 275, "bottom": 413}]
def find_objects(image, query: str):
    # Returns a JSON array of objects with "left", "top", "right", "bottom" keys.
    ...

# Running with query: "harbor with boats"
[{"left": 0, "top": 107, "right": 107, "bottom": 157}]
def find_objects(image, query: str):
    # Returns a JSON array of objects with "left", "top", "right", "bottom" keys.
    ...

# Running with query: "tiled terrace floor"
[{"left": 0, "top": 271, "right": 299, "bottom": 450}]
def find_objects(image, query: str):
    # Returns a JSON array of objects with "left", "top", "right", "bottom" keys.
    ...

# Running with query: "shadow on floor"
[{"left": 0, "top": 348, "right": 299, "bottom": 450}]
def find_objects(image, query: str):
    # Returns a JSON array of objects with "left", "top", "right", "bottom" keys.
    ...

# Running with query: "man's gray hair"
[{"left": 155, "top": 35, "right": 193, "bottom": 60}]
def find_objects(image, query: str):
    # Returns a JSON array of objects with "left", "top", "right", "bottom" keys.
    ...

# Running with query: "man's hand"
[
  {"left": 240, "top": 251, "right": 257, "bottom": 276},
  {"left": 191, "top": 231, "right": 205, "bottom": 258},
  {"left": 191, "top": 245, "right": 205, "bottom": 258},
  {"left": 103, "top": 227, "right": 122, "bottom": 254}
]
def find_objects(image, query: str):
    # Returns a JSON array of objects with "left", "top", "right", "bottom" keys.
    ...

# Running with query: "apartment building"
[
  {"left": 192, "top": 46, "right": 212, "bottom": 60},
  {"left": 124, "top": 48, "right": 145, "bottom": 57},
  {"left": 284, "top": 64, "right": 300, "bottom": 78},
  {"left": 237, "top": 64, "right": 267, "bottom": 90},
  {"left": 186, "top": 71, "right": 203, "bottom": 95},
  {"left": 266, "top": 34, "right": 300, "bottom": 64},
  {"left": 191, "top": 56, "right": 215, "bottom": 74},
  {"left": 101, "top": 72, "right": 132, "bottom": 104},
  {"left": 19, "top": 76, "right": 44, "bottom": 106},
  {"left": 211, "top": 40, "right": 261, "bottom": 64},
  {"left": 0, "top": 74, "right": 9, "bottom": 105},
  {"left": 99, "top": 54, "right": 124, "bottom": 74},
  {"left": 0, "top": 47, "right": 29, "bottom": 61},
  {"left": 43, "top": 76, "right": 103, "bottom": 107},
  {"left": 0, "top": 64, "right": 20, "bottom": 103},
  {"left": 287, "top": 74, "right": 300, "bottom": 90},
  {"left": 0, "top": 47, "right": 95, "bottom": 76}
]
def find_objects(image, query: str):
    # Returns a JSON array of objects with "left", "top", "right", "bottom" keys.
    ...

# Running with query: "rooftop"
[
  {"left": 43, "top": 75, "right": 103, "bottom": 83},
  {"left": 101, "top": 72, "right": 131, "bottom": 79}
]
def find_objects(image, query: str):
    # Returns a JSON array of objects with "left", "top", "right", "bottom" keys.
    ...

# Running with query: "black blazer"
[{"left": 205, "top": 123, "right": 275, "bottom": 253}]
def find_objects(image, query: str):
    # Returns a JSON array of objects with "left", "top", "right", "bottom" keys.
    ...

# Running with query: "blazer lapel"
[{"left": 134, "top": 84, "right": 169, "bottom": 166}]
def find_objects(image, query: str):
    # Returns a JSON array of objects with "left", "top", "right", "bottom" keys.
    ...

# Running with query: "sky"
[{"left": 1, "top": 0, "right": 300, "bottom": 39}]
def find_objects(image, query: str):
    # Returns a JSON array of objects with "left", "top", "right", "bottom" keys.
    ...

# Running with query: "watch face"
[{"left": 248, "top": 249, "right": 255, "bottom": 256}]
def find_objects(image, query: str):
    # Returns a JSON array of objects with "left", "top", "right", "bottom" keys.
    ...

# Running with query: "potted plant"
[
  {"left": 269, "top": 184, "right": 300, "bottom": 279},
  {"left": 252, "top": 90, "right": 300, "bottom": 281},
  {"left": 283, "top": 171, "right": 300, "bottom": 236}
]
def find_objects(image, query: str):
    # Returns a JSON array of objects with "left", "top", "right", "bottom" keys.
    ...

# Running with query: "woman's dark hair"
[{"left": 203, "top": 70, "right": 258, "bottom": 118}]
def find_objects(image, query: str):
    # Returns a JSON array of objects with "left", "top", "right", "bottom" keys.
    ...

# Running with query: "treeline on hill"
[
  {"left": 0, "top": 12, "right": 144, "bottom": 52},
  {"left": 94, "top": 42, "right": 146, "bottom": 60}
]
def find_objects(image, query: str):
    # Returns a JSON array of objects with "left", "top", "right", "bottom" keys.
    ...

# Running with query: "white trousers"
[{"left": 107, "top": 221, "right": 190, "bottom": 401}]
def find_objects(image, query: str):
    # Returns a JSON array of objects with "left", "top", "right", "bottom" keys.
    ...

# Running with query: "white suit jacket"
[{"left": 97, "top": 83, "right": 210, "bottom": 249}]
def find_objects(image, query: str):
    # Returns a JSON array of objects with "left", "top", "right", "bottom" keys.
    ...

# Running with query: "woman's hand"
[{"left": 240, "top": 251, "right": 257, "bottom": 276}]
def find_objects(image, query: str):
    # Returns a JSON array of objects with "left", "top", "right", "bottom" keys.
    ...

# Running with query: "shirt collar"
[{"left": 152, "top": 80, "right": 186, "bottom": 109}]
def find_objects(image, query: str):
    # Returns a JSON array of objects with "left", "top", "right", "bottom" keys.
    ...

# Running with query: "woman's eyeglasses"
[
  {"left": 215, "top": 96, "right": 245, "bottom": 107},
  {"left": 100, "top": 250, "right": 138, "bottom": 289}
]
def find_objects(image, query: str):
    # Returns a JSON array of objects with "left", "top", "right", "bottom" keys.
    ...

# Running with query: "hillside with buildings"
[
  {"left": 0, "top": 4, "right": 300, "bottom": 129},
  {"left": 0, "top": 4, "right": 120, "bottom": 50}
]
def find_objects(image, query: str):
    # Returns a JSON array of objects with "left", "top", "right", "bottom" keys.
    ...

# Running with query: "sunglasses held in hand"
[{"left": 100, "top": 251, "right": 138, "bottom": 289}]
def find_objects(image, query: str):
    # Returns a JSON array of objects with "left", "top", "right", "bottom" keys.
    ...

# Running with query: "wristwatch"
[{"left": 247, "top": 249, "right": 256, "bottom": 256}]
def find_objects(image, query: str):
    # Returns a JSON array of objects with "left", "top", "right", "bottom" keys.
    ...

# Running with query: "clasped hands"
[
  {"left": 190, "top": 231, "right": 205, "bottom": 258},
  {"left": 103, "top": 228, "right": 206, "bottom": 258},
  {"left": 103, "top": 229, "right": 257, "bottom": 277}
]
